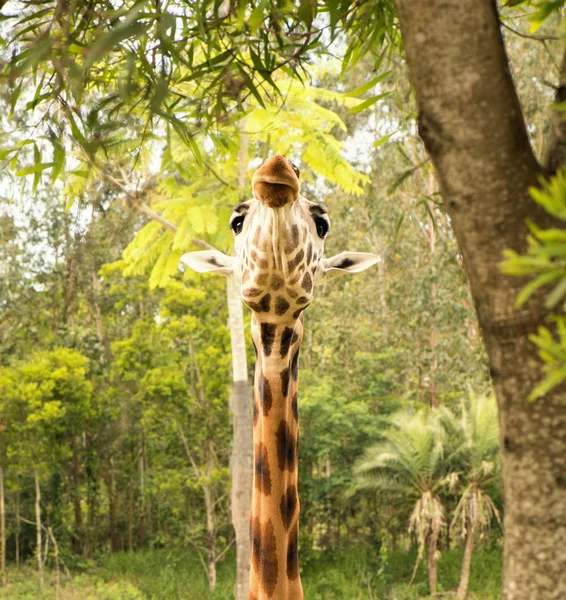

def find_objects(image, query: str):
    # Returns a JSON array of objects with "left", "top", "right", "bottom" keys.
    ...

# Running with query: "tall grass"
[{"left": 0, "top": 546, "right": 502, "bottom": 599}]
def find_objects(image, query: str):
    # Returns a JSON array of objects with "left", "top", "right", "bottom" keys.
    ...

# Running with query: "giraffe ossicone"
[{"left": 181, "top": 154, "right": 379, "bottom": 600}]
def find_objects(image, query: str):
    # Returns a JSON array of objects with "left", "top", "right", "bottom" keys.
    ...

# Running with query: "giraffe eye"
[
  {"left": 230, "top": 214, "right": 245, "bottom": 235},
  {"left": 314, "top": 215, "right": 329, "bottom": 239}
]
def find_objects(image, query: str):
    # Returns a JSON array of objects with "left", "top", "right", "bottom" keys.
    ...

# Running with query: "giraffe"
[{"left": 181, "top": 154, "right": 379, "bottom": 600}]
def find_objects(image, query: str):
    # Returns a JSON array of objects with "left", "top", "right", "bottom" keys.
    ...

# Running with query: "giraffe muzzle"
[{"left": 252, "top": 154, "right": 300, "bottom": 208}]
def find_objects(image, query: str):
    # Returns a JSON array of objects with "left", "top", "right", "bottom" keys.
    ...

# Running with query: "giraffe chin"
[{"left": 253, "top": 182, "right": 297, "bottom": 208}]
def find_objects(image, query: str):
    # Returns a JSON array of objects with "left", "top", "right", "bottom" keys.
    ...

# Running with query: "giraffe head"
[{"left": 181, "top": 154, "right": 379, "bottom": 319}]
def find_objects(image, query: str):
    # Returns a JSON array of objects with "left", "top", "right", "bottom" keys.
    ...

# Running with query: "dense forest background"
[{"left": 0, "top": 2, "right": 563, "bottom": 598}]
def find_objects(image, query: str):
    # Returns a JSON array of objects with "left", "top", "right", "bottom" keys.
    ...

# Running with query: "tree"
[
  {"left": 440, "top": 392, "right": 502, "bottom": 599},
  {"left": 353, "top": 410, "right": 448, "bottom": 597},
  {"left": 393, "top": 2, "right": 566, "bottom": 597}
]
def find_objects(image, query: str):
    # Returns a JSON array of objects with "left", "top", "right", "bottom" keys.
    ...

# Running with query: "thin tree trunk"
[
  {"left": 0, "top": 466, "right": 6, "bottom": 587},
  {"left": 203, "top": 485, "right": 217, "bottom": 591},
  {"left": 128, "top": 480, "right": 134, "bottom": 553},
  {"left": 34, "top": 469, "right": 44, "bottom": 591},
  {"left": 106, "top": 458, "right": 120, "bottom": 553},
  {"left": 137, "top": 436, "right": 145, "bottom": 548},
  {"left": 427, "top": 532, "right": 438, "bottom": 598},
  {"left": 457, "top": 528, "right": 475, "bottom": 599},
  {"left": 15, "top": 491, "right": 20, "bottom": 568},
  {"left": 71, "top": 438, "right": 83, "bottom": 555},
  {"left": 47, "top": 527, "right": 61, "bottom": 600},
  {"left": 229, "top": 119, "right": 253, "bottom": 600}
]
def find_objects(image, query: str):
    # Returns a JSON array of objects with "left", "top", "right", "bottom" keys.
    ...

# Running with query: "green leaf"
[
  {"left": 345, "top": 72, "right": 390, "bottom": 98},
  {"left": 16, "top": 163, "right": 54, "bottom": 176},
  {"left": 237, "top": 65, "right": 266, "bottom": 108},
  {"left": 348, "top": 92, "right": 390, "bottom": 115},
  {"left": 372, "top": 133, "right": 394, "bottom": 148},
  {"left": 545, "top": 277, "right": 566, "bottom": 309},
  {"left": 515, "top": 271, "right": 564, "bottom": 306}
]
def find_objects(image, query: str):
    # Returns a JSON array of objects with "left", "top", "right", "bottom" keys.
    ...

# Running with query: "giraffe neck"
[{"left": 249, "top": 314, "right": 304, "bottom": 600}]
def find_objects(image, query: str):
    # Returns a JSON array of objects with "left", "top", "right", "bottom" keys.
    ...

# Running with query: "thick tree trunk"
[
  {"left": 0, "top": 466, "right": 6, "bottom": 586},
  {"left": 395, "top": 1, "right": 566, "bottom": 598},
  {"left": 457, "top": 528, "right": 475, "bottom": 599},
  {"left": 34, "top": 469, "right": 44, "bottom": 590}
]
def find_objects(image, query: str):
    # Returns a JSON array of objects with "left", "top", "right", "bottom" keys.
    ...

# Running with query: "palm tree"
[
  {"left": 440, "top": 392, "right": 502, "bottom": 599},
  {"left": 353, "top": 410, "right": 448, "bottom": 597}
]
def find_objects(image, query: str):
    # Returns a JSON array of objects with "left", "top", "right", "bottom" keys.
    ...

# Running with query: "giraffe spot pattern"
[
  {"left": 271, "top": 274, "right": 284, "bottom": 290},
  {"left": 288, "top": 249, "right": 304, "bottom": 271},
  {"left": 292, "top": 224, "right": 300, "bottom": 246},
  {"left": 275, "top": 296, "right": 290, "bottom": 316},
  {"left": 296, "top": 296, "right": 309, "bottom": 305},
  {"left": 260, "top": 323, "right": 276, "bottom": 356},
  {"left": 280, "top": 367, "right": 290, "bottom": 397},
  {"left": 279, "top": 327, "right": 294, "bottom": 357},
  {"left": 256, "top": 273, "right": 269, "bottom": 286},
  {"left": 291, "top": 349, "right": 300, "bottom": 381},
  {"left": 259, "top": 373, "right": 273, "bottom": 415},
  {"left": 301, "top": 272, "right": 313, "bottom": 294},
  {"left": 306, "top": 242, "right": 313, "bottom": 265},
  {"left": 286, "top": 287, "right": 298, "bottom": 299},
  {"left": 280, "top": 485, "right": 298, "bottom": 531},
  {"left": 291, "top": 332, "right": 300, "bottom": 345},
  {"left": 247, "top": 293, "right": 271, "bottom": 313},
  {"left": 287, "top": 524, "right": 300, "bottom": 580},
  {"left": 251, "top": 517, "right": 278, "bottom": 597},
  {"left": 291, "top": 392, "right": 298, "bottom": 422},
  {"left": 293, "top": 308, "right": 303, "bottom": 320},
  {"left": 255, "top": 443, "right": 272, "bottom": 496},
  {"left": 276, "top": 420, "right": 296, "bottom": 472},
  {"left": 253, "top": 400, "right": 259, "bottom": 425}
]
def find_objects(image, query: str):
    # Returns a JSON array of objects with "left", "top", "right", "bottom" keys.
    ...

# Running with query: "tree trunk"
[
  {"left": 0, "top": 466, "right": 6, "bottom": 587},
  {"left": 457, "top": 528, "right": 475, "bottom": 599},
  {"left": 128, "top": 480, "right": 134, "bottom": 553},
  {"left": 427, "top": 531, "right": 438, "bottom": 598},
  {"left": 47, "top": 527, "right": 61, "bottom": 600},
  {"left": 203, "top": 484, "right": 217, "bottom": 591},
  {"left": 15, "top": 490, "right": 20, "bottom": 568},
  {"left": 105, "top": 457, "right": 120, "bottom": 552},
  {"left": 34, "top": 469, "right": 44, "bottom": 591},
  {"left": 71, "top": 437, "right": 83, "bottom": 555},
  {"left": 226, "top": 278, "right": 253, "bottom": 600},
  {"left": 228, "top": 121, "right": 253, "bottom": 600},
  {"left": 395, "top": 1, "right": 566, "bottom": 598},
  {"left": 137, "top": 436, "right": 145, "bottom": 549}
]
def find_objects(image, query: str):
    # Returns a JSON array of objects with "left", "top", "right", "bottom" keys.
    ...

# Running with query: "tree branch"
[
  {"left": 97, "top": 166, "right": 213, "bottom": 251},
  {"left": 545, "top": 45, "right": 566, "bottom": 173}
]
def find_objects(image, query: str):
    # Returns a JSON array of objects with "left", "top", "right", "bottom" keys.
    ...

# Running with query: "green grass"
[{"left": 0, "top": 546, "right": 502, "bottom": 599}]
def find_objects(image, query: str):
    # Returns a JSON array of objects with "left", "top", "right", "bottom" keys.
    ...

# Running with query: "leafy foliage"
[{"left": 501, "top": 170, "right": 566, "bottom": 399}]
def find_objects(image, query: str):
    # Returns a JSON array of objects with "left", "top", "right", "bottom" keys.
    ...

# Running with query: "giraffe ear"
[
  {"left": 180, "top": 250, "right": 235, "bottom": 277},
  {"left": 317, "top": 252, "right": 380, "bottom": 284}
]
